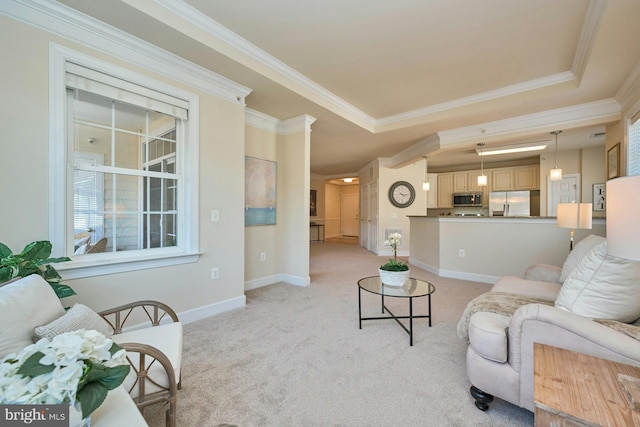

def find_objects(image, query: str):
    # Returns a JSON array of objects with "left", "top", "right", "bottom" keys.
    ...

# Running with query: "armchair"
[{"left": 459, "top": 235, "right": 640, "bottom": 412}]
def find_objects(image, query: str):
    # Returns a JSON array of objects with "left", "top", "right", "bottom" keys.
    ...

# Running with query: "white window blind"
[
  {"left": 629, "top": 115, "right": 640, "bottom": 176},
  {"left": 65, "top": 63, "right": 188, "bottom": 120}
]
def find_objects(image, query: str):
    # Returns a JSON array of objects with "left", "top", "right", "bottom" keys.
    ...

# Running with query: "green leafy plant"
[
  {"left": 0, "top": 240, "right": 76, "bottom": 299},
  {"left": 380, "top": 232, "right": 409, "bottom": 271}
]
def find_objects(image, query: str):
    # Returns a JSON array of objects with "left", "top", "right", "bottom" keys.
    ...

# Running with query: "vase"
[
  {"left": 379, "top": 268, "right": 410, "bottom": 286},
  {"left": 69, "top": 404, "right": 91, "bottom": 427}
]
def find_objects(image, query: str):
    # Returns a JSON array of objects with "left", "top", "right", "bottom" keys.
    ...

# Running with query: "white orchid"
[{"left": 0, "top": 329, "right": 130, "bottom": 417}]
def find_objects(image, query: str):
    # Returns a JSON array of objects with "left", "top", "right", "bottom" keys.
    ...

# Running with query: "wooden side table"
[{"left": 533, "top": 343, "right": 640, "bottom": 426}]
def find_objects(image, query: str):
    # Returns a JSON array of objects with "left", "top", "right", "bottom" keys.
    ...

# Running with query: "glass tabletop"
[{"left": 358, "top": 276, "right": 435, "bottom": 298}]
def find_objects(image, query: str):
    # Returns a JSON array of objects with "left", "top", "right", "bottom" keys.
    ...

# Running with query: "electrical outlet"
[
  {"left": 210, "top": 210, "right": 219, "bottom": 222},
  {"left": 260, "top": 252, "right": 267, "bottom": 261},
  {"left": 211, "top": 267, "right": 219, "bottom": 279},
  {"left": 459, "top": 249, "right": 465, "bottom": 257}
]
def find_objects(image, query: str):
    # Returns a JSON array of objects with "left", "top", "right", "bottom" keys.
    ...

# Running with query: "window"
[
  {"left": 629, "top": 115, "right": 640, "bottom": 176},
  {"left": 50, "top": 46, "right": 199, "bottom": 278}
]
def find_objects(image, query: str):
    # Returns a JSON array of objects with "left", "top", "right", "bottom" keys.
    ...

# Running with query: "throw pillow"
[
  {"left": 555, "top": 241, "right": 640, "bottom": 323},
  {"left": 34, "top": 303, "right": 114, "bottom": 339},
  {"left": 559, "top": 234, "right": 606, "bottom": 283}
]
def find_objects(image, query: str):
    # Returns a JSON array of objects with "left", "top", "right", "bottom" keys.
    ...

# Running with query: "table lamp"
[
  {"left": 557, "top": 203, "right": 592, "bottom": 251},
  {"left": 606, "top": 176, "right": 640, "bottom": 261}
]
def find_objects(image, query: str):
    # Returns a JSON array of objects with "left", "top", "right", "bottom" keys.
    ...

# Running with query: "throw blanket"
[
  {"left": 456, "top": 291, "right": 640, "bottom": 342},
  {"left": 456, "top": 292, "right": 553, "bottom": 341}
]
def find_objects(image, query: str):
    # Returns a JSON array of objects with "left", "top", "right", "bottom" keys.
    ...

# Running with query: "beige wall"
[
  {"left": 324, "top": 183, "right": 342, "bottom": 237},
  {"left": 0, "top": 16, "right": 246, "bottom": 315}
]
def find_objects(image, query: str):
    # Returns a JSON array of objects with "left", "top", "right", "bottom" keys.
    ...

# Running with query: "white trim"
[
  {"left": 0, "top": 0, "right": 251, "bottom": 104},
  {"left": 616, "top": 61, "right": 640, "bottom": 113},
  {"left": 245, "top": 108, "right": 280, "bottom": 133},
  {"left": 280, "top": 115, "right": 317, "bottom": 135},
  {"left": 377, "top": 72, "right": 576, "bottom": 129},
  {"left": 177, "top": 295, "right": 246, "bottom": 325},
  {"left": 571, "top": 0, "right": 609, "bottom": 82},
  {"left": 244, "top": 274, "right": 310, "bottom": 291},
  {"left": 408, "top": 258, "right": 498, "bottom": 284}
]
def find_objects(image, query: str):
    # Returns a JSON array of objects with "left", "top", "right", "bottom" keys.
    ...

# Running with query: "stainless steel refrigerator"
[{"left": 489, "top": 191, "right": 530, "bottom": 217}]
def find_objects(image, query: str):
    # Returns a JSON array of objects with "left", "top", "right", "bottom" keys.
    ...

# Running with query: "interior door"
[
  {"left": 360, "top": 185, "right": 368, "bottom": 247},
  {"left": 341, "top": 193, "right": 359, "bottom": 237},
  {"left": 367, "top": 182, "right": 378, "bottom": 253},
  {"left": 548, "top": 174, "right": 579, "bottom": 216}
]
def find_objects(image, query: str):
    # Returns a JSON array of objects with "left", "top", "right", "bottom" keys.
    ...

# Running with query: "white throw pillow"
[
  {"left": 559, "top": 234, "right": 606, "bottom": 283},
  {"left": 34, "top": 303, "right": 114, "bottom": 339},
  {"left": 555, "top": 241, "right": 640, "bottom": 322}
]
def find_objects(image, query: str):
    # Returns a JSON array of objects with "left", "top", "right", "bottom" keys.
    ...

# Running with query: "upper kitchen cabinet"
[
  {"left": 492, "top": 165, "right": 539, "bottom": 191},
  {"left": 452, "top": 170, "right": 486, "bottom": 193},
  {"left": 437, "top": 173, "right": 453, "bottom": 208},
  {"left": 426, "top": 173, "right": 438, "bottom": 208}
]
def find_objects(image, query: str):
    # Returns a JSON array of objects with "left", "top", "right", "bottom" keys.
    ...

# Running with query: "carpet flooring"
[{"left": 144, "top": 242, "right": 534, "bottom": 426}]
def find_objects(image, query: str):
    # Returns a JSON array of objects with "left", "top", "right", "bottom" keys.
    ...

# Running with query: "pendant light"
[
  {"left": 422, "top": 156, "right": 430, "bottom": 191},
  {"left": 550, "top": 130, "right": 563, "bottom": 181},
  {"left": 477, "top": 143, "right": 487, "bottom": 186}
]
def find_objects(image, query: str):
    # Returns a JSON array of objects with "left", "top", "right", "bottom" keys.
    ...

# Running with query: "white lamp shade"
[
  {"left": 557, "top": 203, "right": 592, "bottom": 229},
  {"left": 550, "top": 167, "right": 563, "bottom": 181},
  {"left": 422, "top": 181, "right": 430, "bottom": 191},
  {"left": 477, "top": 174, "right": 487, "bottom": 187},
  {"left": 607, "top": 176, "right": 640, "bottom": 261}
]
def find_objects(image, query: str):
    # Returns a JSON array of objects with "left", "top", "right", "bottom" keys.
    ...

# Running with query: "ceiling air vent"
[{"left": 590, "top": 132, "right": 606, "bottom": 139}]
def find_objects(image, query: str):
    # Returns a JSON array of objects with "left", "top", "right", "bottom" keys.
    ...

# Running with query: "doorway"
[
  {"left": 548, "top": 173, "right": 580, "bottom": 216},
  {"left": 341, "top": 194, "right": 359, "bottom": 237}
]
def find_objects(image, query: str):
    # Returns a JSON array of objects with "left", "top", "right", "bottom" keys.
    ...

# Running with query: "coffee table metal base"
[{"left": 358, "top": 287, "right": 432, "bottom": 346}]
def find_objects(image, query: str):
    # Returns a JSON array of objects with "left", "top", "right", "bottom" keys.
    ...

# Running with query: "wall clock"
[{"left": 388, "top": 181, "right": 415, "bottom": 208}]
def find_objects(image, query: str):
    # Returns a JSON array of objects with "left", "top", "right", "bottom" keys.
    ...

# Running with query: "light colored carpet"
[{"left": 144, "top": 242, "right": 534, "bottom": 426}]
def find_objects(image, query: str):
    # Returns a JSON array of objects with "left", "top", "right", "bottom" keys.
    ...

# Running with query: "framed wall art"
[
  {"left": 607, "top": 143, "right": 620, "bottom": 180},
  {"left": 592, "top": 183, "right": 605, "bottom": 212},
  {"left": 245, "top": 156, "right": 276, "bottom": 225},
  {"left": 310, "top": 189, "right": 317, "bottom": 216}
]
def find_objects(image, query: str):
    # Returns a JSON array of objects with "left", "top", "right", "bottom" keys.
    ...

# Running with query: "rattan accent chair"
[{"left": 99, "top": 301, "right": 183, "bottom": 427}]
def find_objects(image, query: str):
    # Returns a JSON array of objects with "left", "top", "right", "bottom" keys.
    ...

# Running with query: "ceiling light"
[
  {"left": 477, "top": 143, "right": 487, "bottom": 187},
  {"left": 475, "top": 143, "right": 548, "bottom": 156},
  {"left": 550, "top": 131, "right": 563, "bottom": 181},
  {"left": 422, "top": 156, "right": 430, "bottom": 191},
  {"left": 343, "top": 178, "right": 353, "bottom": 183}
]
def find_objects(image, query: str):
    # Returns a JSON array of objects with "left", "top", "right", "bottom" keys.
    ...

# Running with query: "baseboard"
[
  {"left": 409, "top": 257, "right": 498, "bottom": 284},
  {"left": 245, "top": 273, "right": 310, "bottom": 291},
  {"left": 177, "top": 295, "right": 247, "bottom": 324}
]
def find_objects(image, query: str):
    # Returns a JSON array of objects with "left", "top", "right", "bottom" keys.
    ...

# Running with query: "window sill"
[{"left": 56, "top": 250, "right": 201, "bottom": 280}]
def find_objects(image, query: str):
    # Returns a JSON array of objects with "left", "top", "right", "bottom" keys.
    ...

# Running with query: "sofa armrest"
[
  {"left": 523, "top": 264, "right": 561, "bottom": 283},
  {"left": 506, "top": 303, "right": 640, "bottom": 412},
  {"left": 99, "top": 300, "right": 179, "bottom": 334}
]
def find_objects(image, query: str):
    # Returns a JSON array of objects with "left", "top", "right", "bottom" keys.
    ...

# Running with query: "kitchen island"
[{"left": 408, "top": 216, "right": 606, "bottom": 284}]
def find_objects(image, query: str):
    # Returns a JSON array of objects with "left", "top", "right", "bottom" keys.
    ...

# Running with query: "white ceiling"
[{"left": 56, "top": 0, "right": 640, "bottom": 176}]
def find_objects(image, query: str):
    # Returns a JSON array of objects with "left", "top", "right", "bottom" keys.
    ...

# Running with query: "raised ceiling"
[{"left": 54, "top": 0, "right": 640, "bottom": 175}]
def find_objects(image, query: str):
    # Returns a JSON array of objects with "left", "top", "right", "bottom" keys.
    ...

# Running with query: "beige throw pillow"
[
  {"left": 559, "top": 234, "right": 606, "bottom": 283},
  {"left": 555, "top": 241, "right": 640, "bottom": 323},
  {"left": 34, "top": 303, "right": 114, "bottom": 339}
]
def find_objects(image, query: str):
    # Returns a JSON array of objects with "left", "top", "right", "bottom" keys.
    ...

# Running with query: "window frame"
[{"left": 50, "top": 44, "right": 200, "bottom": 279}]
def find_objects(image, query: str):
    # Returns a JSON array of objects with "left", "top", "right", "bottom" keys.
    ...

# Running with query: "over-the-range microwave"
[{"left": 452, "top": 192, "right": 482, "bottom": 207}]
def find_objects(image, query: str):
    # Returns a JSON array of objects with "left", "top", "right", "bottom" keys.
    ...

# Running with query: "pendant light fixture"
[
  {"left": 550, "top": 130, "right": 563, "bottom": 181},
  {"left": 422, "top": 156, "right": 430, "bottom": 191},
  {"left": 477, "top": 143, "right": 487, "bottom": 187}
]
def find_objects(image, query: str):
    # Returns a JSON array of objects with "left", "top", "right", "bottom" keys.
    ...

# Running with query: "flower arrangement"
[
  {"left": 0, "top": 329, "right": 130, "bottom": 419},
  {"left": 380, "top": 232, "right": 409, "bottom": 271}
]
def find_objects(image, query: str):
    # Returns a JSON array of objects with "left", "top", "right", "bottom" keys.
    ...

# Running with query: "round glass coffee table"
[{"left": 357, "top": 276, "right": 435, "bottom": 346}]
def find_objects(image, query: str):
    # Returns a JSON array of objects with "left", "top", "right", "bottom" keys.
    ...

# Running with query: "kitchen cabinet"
[
  {"left": 426, "top": 173, "right": 438, "bottom": 208},
  {"left": 492, "top": 166, "right": 539, "bottom": 191},
  {"left": 437, "top": 173, "right": 453, "bottom": 208}
]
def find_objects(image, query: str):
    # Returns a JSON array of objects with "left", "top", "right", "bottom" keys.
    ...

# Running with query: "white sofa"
[
  {"left": 458, "top": 235, "right": 640, "bottom": 412},
  {"left": 0, "top": 274, "right": 183, "bottom": 427}
]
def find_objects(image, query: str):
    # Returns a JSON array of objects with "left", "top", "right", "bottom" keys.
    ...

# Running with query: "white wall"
[{"left": 0, "top": 15, "right": 246, "bottom": 317}]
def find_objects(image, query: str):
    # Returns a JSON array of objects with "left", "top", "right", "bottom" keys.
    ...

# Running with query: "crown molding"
[
  {"left": 571, "top": 0, "right": 608, "bottom": 83},
  {"left": 383, "top": 134, "right": 441, "bottom": 169},
  {"left": 0, "top": 0, "right": 252, "bottom": 104},
  {"left": 616, "top": 60, "right": 640, "bottom": 115},
  {"left": 376, "top": 71, "right": 577, "bottom": 131},
  {"left": 153, "top": 0, "right": 375, "bottom": 132},
  {"left": 245, "top": 108, "right": 280, "bottom": 133},
  {"left": 280, "top": 115, "right": 317, "bottom": 135},
  {"left": 438, "top": 99, "right": 620, "bottom": 147}
]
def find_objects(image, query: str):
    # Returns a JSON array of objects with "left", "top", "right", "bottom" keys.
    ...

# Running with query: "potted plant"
[
  {"left": 379, "top": 232, "right": 410, "bottom": 286},
  {"left": 0, "top": 240, "right": 76, "bottom": 299}
]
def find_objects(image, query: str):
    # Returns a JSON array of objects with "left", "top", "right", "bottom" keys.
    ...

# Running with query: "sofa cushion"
[
  {"left": 34, "top": 303, "right": 114, "bottom": 339},
  {"left": 112, "top": 322, "right": 183, "bottom": 398},
  {"left": 0, "top": 275, "right": 66, "bottom": 357},
  {"left": 559, "top": 234, "right": 606, "bottom": 283},
  {"left": 555, "top": 241, "right": 640, "bottom": 323},
  {"left": 468, "top": 312, "right": 510, "bottom": 363}
]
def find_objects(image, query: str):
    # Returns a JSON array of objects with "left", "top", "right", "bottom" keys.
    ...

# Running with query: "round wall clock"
[{"left": 388, "top": 181, "right": 415, "bottom": 208}]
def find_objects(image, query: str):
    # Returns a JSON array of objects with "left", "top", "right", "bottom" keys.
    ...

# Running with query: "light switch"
[{"left": 211, "top": 210, "right": 219, "bottom": 222}]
